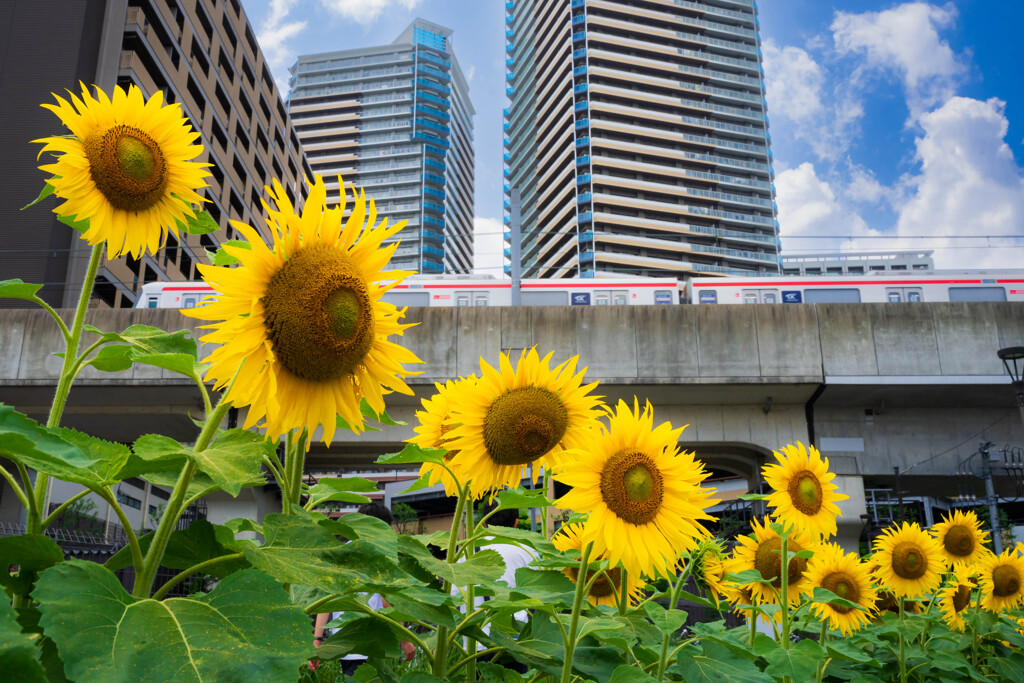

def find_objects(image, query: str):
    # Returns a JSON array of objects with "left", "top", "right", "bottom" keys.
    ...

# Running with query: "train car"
[
  {"left": 688, "top": 271, "right": 1024, "bottom": 305},
  {"left": 134, "top": 276, "right": 681, "bottom": 308}
]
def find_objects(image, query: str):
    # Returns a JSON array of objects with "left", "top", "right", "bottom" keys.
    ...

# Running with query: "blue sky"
[{"left": 242, "top": 1, "right": 1024, "bottom": 272}]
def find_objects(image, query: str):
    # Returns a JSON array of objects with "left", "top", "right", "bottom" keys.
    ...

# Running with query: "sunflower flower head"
[
  {"left": 185, "top": 174, "right": 422, "bottom": 443},
  {"left": 409, "top": 377, "right": 474, "bottom": 496},
  {"left": 930, "top": 509, "right": 992, "bottom": 568},
  {"left": 977, "top": 547, "right": 1024, "bottom": 613},
  {"left": 872, "top": 522, "right": 946, "bottom": 598},
  {"left": 937, "top": 566, "right": 976, "bottom": 631},
  {"left": 34, "top": 83, "right": 210, "bottom": 259},
  {"left": 689, "top": 538, "right": 728, "bottom": 603},
  {"left": 730, "top": 516, "right": 820, "bottom": 605},
  {"left": 762, "top": 442, "right": 848, "bottom": 539},
  {"left": 555, "top": 399, "right": 719, "bottom": 580},
  {"left": 444, "top": 348, "right": 603, "bottom": 498},
  {"left": 805, "top": 542, "right": 877, "bottom": 635},
  {"left": 552, "top": 523, "right": 645, "bottom": 608}
]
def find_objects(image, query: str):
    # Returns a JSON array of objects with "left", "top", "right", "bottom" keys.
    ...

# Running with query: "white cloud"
[
  {"left": 762, "top": 41, "right": 824, "bottom": 123},
  {"left": 846, "top": 165, "right": 894, "bottom": 205},
  {"left": 894, "top": 97, "right": 1024, "bottom": 268},
  {"left": 775, "top": 162, "right": 880, "bottom": 254},
  {"left": 320, "top": 0, "right": 422, "bottom": 25},
  {"left": 832, "top": 2, "right": 965, "bottom": 116},
  {"left": 257, "top": 0, "right": 307, "bottom": 73},
  {"left": 473, "top": 216, "right": 507, "bottom": 276}
]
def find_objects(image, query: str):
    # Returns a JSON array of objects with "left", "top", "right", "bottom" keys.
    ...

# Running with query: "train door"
[
  {"left": 885, "top": 287, "right": 924, "bottom": 302},
  {"left": 741, "top": 289, "right": 781, "bottom": 304}
]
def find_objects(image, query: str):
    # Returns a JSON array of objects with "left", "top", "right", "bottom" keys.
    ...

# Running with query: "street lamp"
[{"left": 998, "top": 346, "right": 1024, "bottom": 425}]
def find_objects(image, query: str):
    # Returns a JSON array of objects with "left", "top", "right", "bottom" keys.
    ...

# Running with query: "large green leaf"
[
  {"left": 178, "top": 209, "right": 219, "bottom": 235},
  {"left": 0, "top": 279, "right": 45, "bottom": 302},
  {"left": 82, "top": 324, "right": 202, "bottom": 380},
  {"left": 644, "top": 601, "right": 687, "bottom": 636},
  {"left": 192, "top": 429, "right": 273, "bottom": 496},
  {"left": 105, "top": 521, "right": 249, "bottom": 578},
  {"left": 324, "top": 512, "right": 399, "bottom": 560},
  {"left": 0, "top": 598, "right": 46, "bottom": 682},
  {"left": 492, "top": 487, "right": 554, "bottom": 511},
  {"left": 34, "top": 561, "right": 311, "bottom": 683},
  {"left": 760, "top": 638, "right": 823, "bottom": 682},
  {"left": 86, "top": 345, "right": 134, "bottom": 373},
  {"left": 673, "top": 642, "right": 774, "bottom": 682},
  {"left": 0, "top": 534, "right": 64, "bottom": 597},
  {"left": 396, "top": 535, "right": 505, "bottom": 587},
  {"left": 206, "top": 239, "right": 251, "bottom": 267},
  {"left": 305, "top": 476, "right": 377, "bottom": 510},
  {"left": 0, "top": 404, "right": 129, "bottom": 488},
  {"left": 508, "top": 568, "right": 577, "bottom": 606},
  {"left": 375, "top": 442, "right": 447, "bottom": 466},
  {"left": 608, "top": 665, "right": 658, "bottom": 683},
  {"left": 244, "top": 513, "right": 419, "bottom": 593},
  {"left": 317, "top": 613, "right": 401, "bottom": 661}
]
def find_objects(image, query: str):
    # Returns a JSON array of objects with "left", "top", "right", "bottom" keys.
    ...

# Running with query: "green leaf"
[
  {"left": 224, "top": 518, "right": 263, "bottom": 536},
  {"left": 105, "top": 521, "right": 248, "bottom": 577},
  {"left": 608, "top": 665, "right": 658, "bottom": 683},
  {"left": 207, "top": 240, "right": 251, "bottom": 267},
  {"left": 305, "top": 476, "right": 378, "bottom": 509},
  {"left": 179, "top": 208, "right": 219, "bottom": 235},
  {"left": 34, "top": 561, "right": 311, "bottom": 683},
  {"left": 192, "top": 429, "right": 273, "bottom": 496},
  {"left": 244, "top": 513, "right": 418, "bottom": 593},
  {"left": 812, "top": 586, "right": 869, "bottom": 612},
  {"left": 22, "top": 182, "right": 56, "bottom": 210},
  {"left": 325, "top": 512, "right": 399, "bottom": 560},
  {"left": 0, "top": 534, "right": 64, "bottom": 597},
  {"left": 673, "top": 642, "right": 775, "bottom": 682},
  {"left": 360, "top": 398, "right": 405, "bottom": 426},
  {"left": 56, "top": 212, "right": 89, "bottom": 234},
  {"left": 477, "top": 525, "right": 559, "bottom": 555},
  {"left": 738, "top": 493, "right": 769, "bottom": 501},
  {"left": 761, "top": 638, "right": 823, "bottom": 682},
  {"left": 724, "top": 569, "right": 773, "bottom": 585},
  {"left": 0, "top": 598, "right": 46, "bottom": 682},
  {"left": 791, "top": 548, "right": 815, "bottom": 560},
  {"left": 0, "top": 404, "right": 130, "bottom": 488},
  {"left": 375, "top": 442, "right": 447, "bottom": 466},
  {"left": 318, "top": 611, "right": 402, "bottom": 661},
  {"left": 397, "top": 535, "right": 506, "bottom": 587},
  {"left": 86, "top": 345, "right": 133, "bottom": 372},
  {"left": 508, "top": 568, "right": 577, "bottom": 606},
  {"left": 0, "top": 279, "right": 44, "bottom": 302},
  {"left": 644, "top": 601, "right": 688, "bottom": 636},
  {"left": 491, "top": 486, "right": 554, "bottom": 511}
]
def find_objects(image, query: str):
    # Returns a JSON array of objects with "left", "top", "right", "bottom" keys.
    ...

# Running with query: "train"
[{"left": 135, "top": 271, "right": 1024, "bottom": 309}]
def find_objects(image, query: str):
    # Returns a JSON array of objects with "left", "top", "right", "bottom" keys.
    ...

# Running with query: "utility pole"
[
  {"left": 894, "top": 466, "right": 903, "bottom": 524},
  {"left": 981, "top": 442, "right": 1003, "bottom": 554},
  {"left": 509, "top": 188, "right": 522, "bottom": 306}
]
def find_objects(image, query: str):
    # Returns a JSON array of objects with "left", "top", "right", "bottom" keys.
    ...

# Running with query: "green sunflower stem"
[
  {"left": 560, "top": 541, "right": 593, "bottom": 683},
  {"left": 618, "top": 567, "right": 629, "bottom": 616},
  {"left": 898, "top": 598, "right": 908, "bottom": 683},
  {"left": 464, "top": 498, "right": 477, "bottom": 683},
  {"left": 132, "top": 395, "right": 233, "bottom": 598},
  {"left": 29, "top": 242, "right": 103, "bottom": 535},
  {"left": 779, "top": 534, "right": 791, "bottom": 650},
  {"left": 434, "top": 482, "right": 469, "bottom": 679},
  {"left": 815, "top": 619, "right": 829, "bottom": 683}
]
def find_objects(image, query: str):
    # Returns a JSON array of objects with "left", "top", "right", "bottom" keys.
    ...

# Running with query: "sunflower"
[
  {"left": 555, "top": 399, "right": 719, "bottom": 580},
  {"left": 730, "top": 516, "right": 819, "bottom": 605},
  {"left": 34, "top": 83, "right": 209, "bottom": 259},
  {"left": 874, "top": 590, "right": 920, "bottom": 617},
  {"left": 936, "top": 567, "right": 976, "bottom": 631},
  {"left": 409, "top": 377, "right": 474, "bottom": 496},
  {"left": 184, "top": 175, "right": 421, "bottom": 443},
  {"left": 805, "top": 542, "right": 876, "bottom": 635},
  {"left": 719, "top": 555, "right": 762, "bottom": 622},
  {"left": 872, "top": 522, "right": 946, "bottom": 598},
  {"left": 444, "top": 348, "right": 602, "bottom": 498},
  {"left": 930, "top": 509, "right": 992, "bottom": 568},
  {"left": 690, "top": 539, "right": 728, "bottom": 604},
  {"left": 552, "top": 523, "right": 645, "bottom": 607},
  {"left": 977, "top": 548, "right": 1024, "bottom": 613},
  {"left": 762, "top": 442, "right": 848, "bottom": 539}
]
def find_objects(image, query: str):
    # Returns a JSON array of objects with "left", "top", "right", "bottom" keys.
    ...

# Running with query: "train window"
[
  {"left": 948, "top": 286, "right": 1007, "bottom": 302},
  {"left": 886, "top": 287, "right": 924, "bottom": 303},
  {"left": 613, "top": 292, "right": 628, "bottom": 306},
  {"left": 456, "top": 295, "right": 470, "bottom": 306},
  {"left": 743, "top": 292, "right": 758, "bottom": 304},
  {"left": 182, "top": 295, "right": 198, "bottom": 309},
  {"left": 474, "top": 294, "right": 488, "bottom": 306},
  {"left": 888, "top": 291, "right": 902, "bottom": 302},
  {"left": 595, "top": 292, "right": 610, "bottom": 305},
  {"left": 654, "top": 289, "right": 673, "bottom": 304},
  {"left": 804, "top": 288, "right": 862, "bottom": 303},
  {"left": 741, "top": 289, "right": 780, "bottom": 303},
  {"left": 147, "top": 296, "right": 159, "bottom": 309},
  {"left": 907, "top": 290, "right": 922, "bottom": 302},
  {"left": 382, "top": 291, "right": 430, "bottom": 307},
  {"left": 763, "top": 292, "right": 778, "bottom": 304}
]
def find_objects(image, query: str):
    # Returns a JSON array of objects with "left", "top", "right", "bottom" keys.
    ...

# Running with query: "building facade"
[
  {"left": 782, "top": 250, "right": 936, "bottom": 276},
  {"left": 503, "top": 0, "right": 780, "bottom": 280},
  {"left": 288, "top": 19, "right": 475, "bottom": 274},
  {"left": 0, "top": 0, "right": 311, "bottom": 310}
]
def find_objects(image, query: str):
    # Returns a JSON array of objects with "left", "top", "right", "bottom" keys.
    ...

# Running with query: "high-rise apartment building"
[
  {"left": 288, "top": 19, "right": 475, "bottom": 274},
  {"left": 503, "top": 0, "right": 780, "bottom": 280},
  {"left": 1, "top": 0, "right": 311, "bottom": 309}
]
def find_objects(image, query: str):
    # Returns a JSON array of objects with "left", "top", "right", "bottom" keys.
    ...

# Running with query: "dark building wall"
[{"left": 0, "top": 0, "right": 114, "bottom": 308}]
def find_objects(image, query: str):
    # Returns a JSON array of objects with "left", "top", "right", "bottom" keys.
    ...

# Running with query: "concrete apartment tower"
[
  {"left": 503, "top": 0, "right": 780, "bottom": 280},
  {"left": 0, "top": 0, "right": 311, "bottom": 309},
  {"left": 288, "top": 19, "right": 475, "bottom": 274}
]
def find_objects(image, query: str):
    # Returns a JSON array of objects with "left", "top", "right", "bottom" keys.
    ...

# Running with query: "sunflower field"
[{"left": 2, "top": 83, "right": 1024, "bottom": 682}]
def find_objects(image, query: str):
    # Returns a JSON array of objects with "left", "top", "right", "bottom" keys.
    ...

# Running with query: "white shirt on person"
[{"left": 453, "top": 538, "right": 537, "bottom": 649}]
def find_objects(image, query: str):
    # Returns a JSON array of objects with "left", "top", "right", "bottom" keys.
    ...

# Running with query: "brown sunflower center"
[
  {"left": 993, "top": 565, "right": 1022, "bottom": 598},
  {"left": 952, "top": 584, "right": 972, "bottom": 612},
  {"left": 599, "top": 449, "right": 664, "bottom": 525},
  {"left": 84, "top": 125, "right": 168, "bottom": 212},
  {"left": 891, "top": 542, "right": 928, "bottom": 580},
  {"left": 753, "top": 535, "right": 808, "bottom": 589},
  {"left": 942, "top": 525, "right": 975, "bottom": 558},
  {"left": 821, "top": 570, "right": 859, "bottom": 614},
  {"left": 483, "top": 387, "right": 568, "bottom": 466},
  {"left": 787, "top": 470, "right": 823, "bottom": 515},
  {"left": 569, "top": 566, "right": 622, "bottom": 599},
  {"left": 261, "top": 245, "right": 375, "bottom": 382}
]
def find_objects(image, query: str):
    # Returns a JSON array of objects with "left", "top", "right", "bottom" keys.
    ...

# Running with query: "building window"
[{"left": 117, "top": 491, "right": 142, "bottom": 510}]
